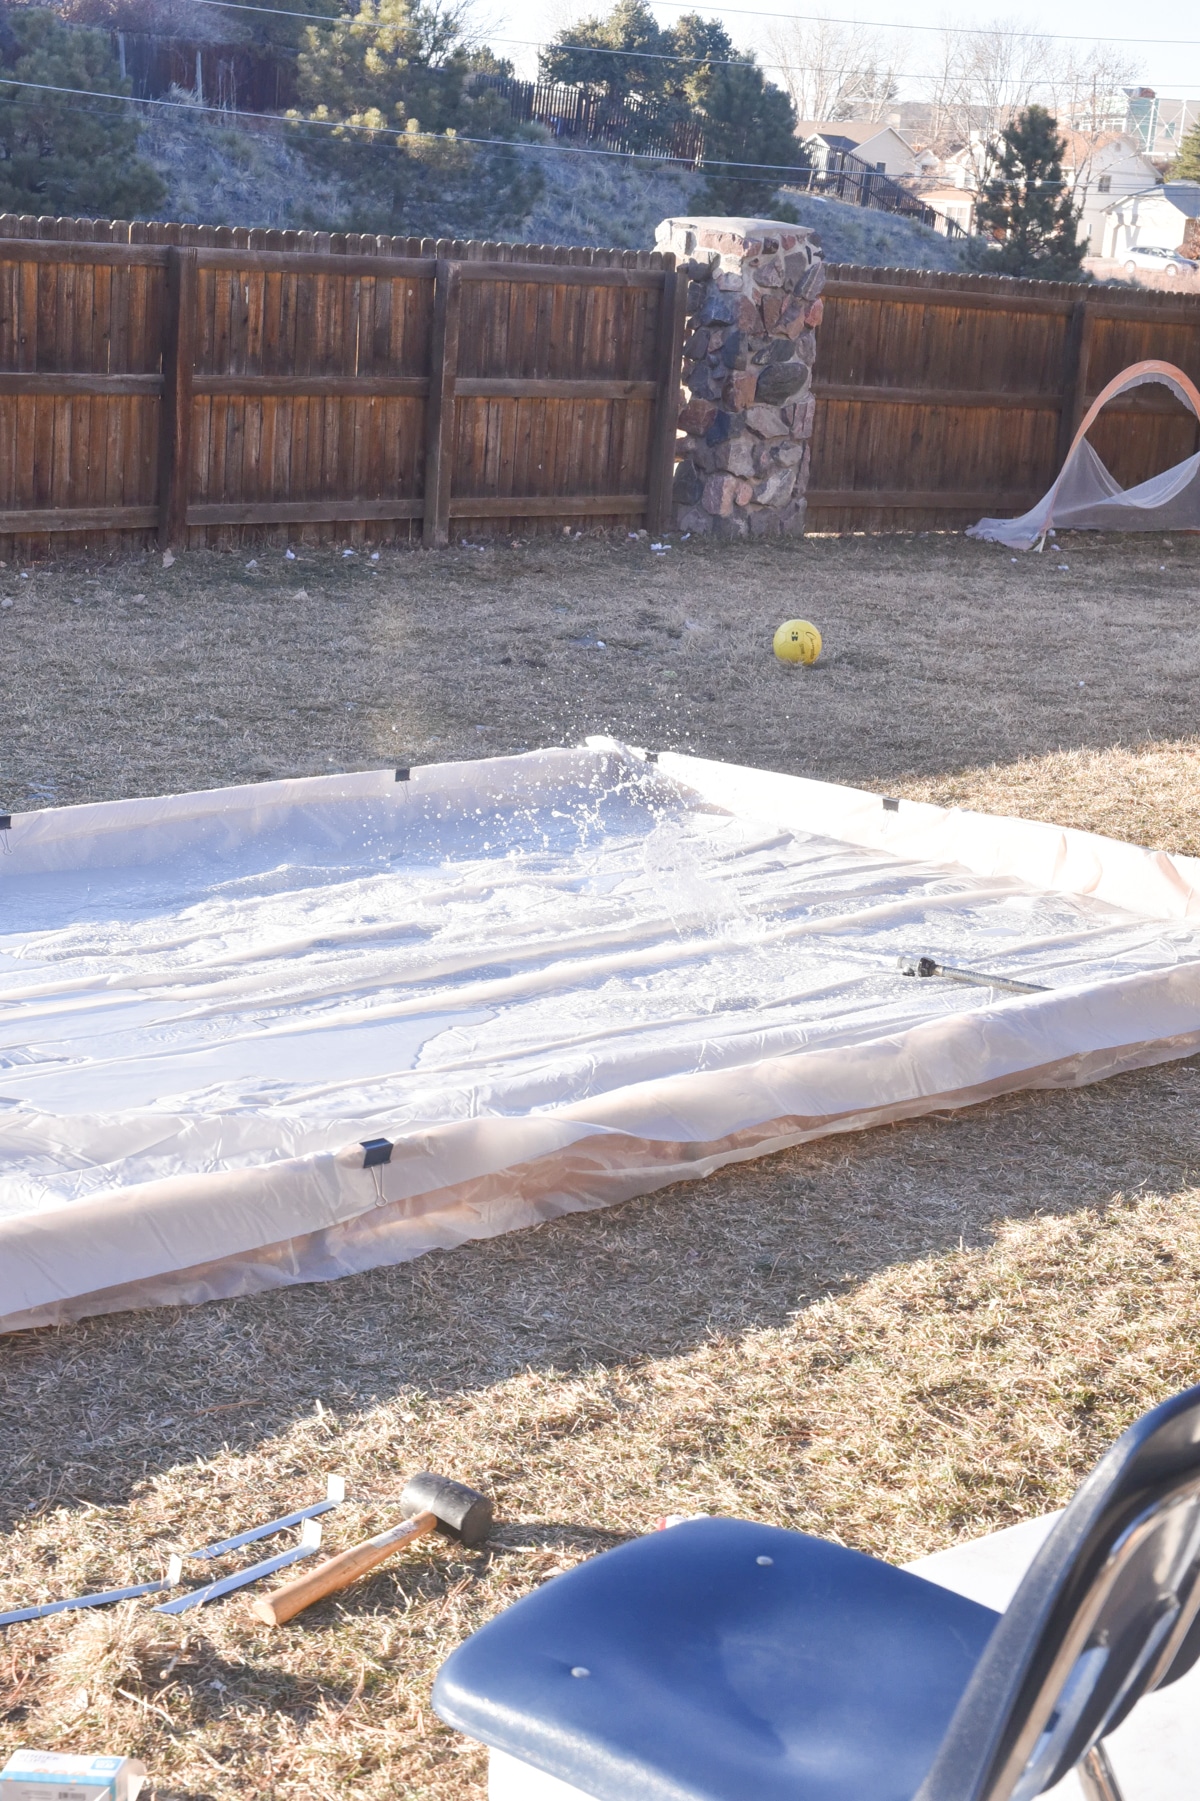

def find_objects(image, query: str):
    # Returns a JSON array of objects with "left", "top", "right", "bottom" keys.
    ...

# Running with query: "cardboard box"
[{"left": 0, "top": 1752, "right": 145, "bottom": 1801}]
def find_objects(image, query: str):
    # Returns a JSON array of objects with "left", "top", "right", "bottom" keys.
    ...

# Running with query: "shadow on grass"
[{"left": 3, "top": 1051, "right": 1199, "bottom": 1530}]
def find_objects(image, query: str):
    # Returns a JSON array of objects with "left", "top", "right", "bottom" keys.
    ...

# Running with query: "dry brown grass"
[
  {"left": 2, "top": 528, "right": 1200, "bottom": 1798},
  {"left": 892, "top": 740, "right": 1200, "bottom": 861},
  {"left": 1, "top": 528, "right": 1198, "bottom": 838}
]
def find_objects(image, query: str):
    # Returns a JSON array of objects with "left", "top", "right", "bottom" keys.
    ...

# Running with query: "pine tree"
[
  {"left": 541, "top": 4, "right": 804, "bottom": 215},
  {"left": 292, "top": 0, "right": 542, "bottom": 236},
  {"left": 671, "top": 19, "right": 804, "bottom": 216},
  {"left": 0, "top": 5, "right": 165, "bottom": 217},
  {"left": 1171, "top": 117, "right": 1200, "bottom": 182},
  {"left": 540, "top": 0, "right": 667, "bottom": 106},
  {"left": 973, "top": 105, "right": 1085, "bottom": 281}
]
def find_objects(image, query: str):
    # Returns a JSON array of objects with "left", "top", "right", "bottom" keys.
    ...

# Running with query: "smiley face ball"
[{"left": 773, "top": 619, "right": 822, "bottom": 665}]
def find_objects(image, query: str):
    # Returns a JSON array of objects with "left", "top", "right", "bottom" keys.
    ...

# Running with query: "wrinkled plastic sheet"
[
  {"left": 969, "top": 361, "right": 1200, "bottom": 550},
  {"left": 3, "top": 741, "right": 1200, "bottom": 1332}
]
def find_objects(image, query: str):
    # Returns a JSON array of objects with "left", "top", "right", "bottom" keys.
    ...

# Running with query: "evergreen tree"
[
  {"left": 540, "top": 0, "right": 665, "bottom": 105},
  {"left": 973, "top": 105, "right": 1085, "bottom": 281},
  {"left": 671, "top": 19, "right": 803, "bottom": 215},
  {"left": 1171, "top": 116, "right": 1200, "bottom": 182},
  {"left": 0, "top": 5, "right": 165, "bottom": 217},
  {"left": 541, "top": 3, "right": 804, "bottom": 214},
  {"left": 292, "top": 0, "right": 541, "bottom": 236}
]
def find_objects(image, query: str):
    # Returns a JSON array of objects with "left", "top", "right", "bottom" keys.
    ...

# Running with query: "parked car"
[{"left": 1122, "top": 244, "right": 1199, "bottom": 276}]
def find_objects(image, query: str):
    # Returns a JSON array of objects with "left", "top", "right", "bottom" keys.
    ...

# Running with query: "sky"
[{"left": 481, "top": 0, "right": 1200, "bottom": 104}]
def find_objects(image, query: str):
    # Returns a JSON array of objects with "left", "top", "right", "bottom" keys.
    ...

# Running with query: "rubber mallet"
[{"left": 251, "top": 1473, "right": 493, "bottom": 1626}]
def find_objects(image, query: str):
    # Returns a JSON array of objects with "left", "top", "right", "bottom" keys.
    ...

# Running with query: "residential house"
[
  {"left": 1100, "top": 181, "right": 1200, "bottom": 260},
  {"left": 919, "top": 130, "right": 1157, "bottom": 251},
  {"left": 917, "top": 186, "right": 976, "bottom": 235},
  {"left": 795, "top": 121, "right": 918, "bottom": 180},
  {"left": 1056, "top": 130, "right": 1160, "bottom": 253}
]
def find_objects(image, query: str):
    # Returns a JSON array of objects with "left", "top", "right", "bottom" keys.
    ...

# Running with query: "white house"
[
  {"left": 922, "top": 130, "right": 1157, "bottom": 251},
  {"left": 1100, "top": 181, "right": 1200, "bottom": 259},
  {"left": 919, "top": 186, "right": 976, "bottom": 235},
  {"left": 795, "top": 122, "right": 917, "bottom": 180},
  {"left": 1056, "top": 130, "right": 1160, "bottom": 253}
]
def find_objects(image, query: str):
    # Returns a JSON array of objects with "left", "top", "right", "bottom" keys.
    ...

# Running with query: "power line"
[
  {"left": 131, "top": 0, "right": 1200, "bottom": 96},
  {"left": 182, "top": 0, "right": 1200, "bottom": 52},
  {"left": 0, "top": 73, "right": 816, "bottom": 174},
  {"left": 595, "top": 2, "right": 1200, "bottom": 50},
  {"left": 0, "top": 73, "right": 1104, "bottom": 188}
]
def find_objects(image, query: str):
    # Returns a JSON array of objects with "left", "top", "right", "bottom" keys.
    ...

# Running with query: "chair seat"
[{"left": 434, "top": 1519, "right": 1001, "bottom": 1801}]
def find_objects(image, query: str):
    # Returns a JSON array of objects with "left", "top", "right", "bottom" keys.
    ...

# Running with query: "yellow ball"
[{"left": 773, "top": 619, "right": 822, "bottom": 665}]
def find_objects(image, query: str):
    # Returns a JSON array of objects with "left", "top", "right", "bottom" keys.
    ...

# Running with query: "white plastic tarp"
[
  {"left": 3, "top": 741, "right": 1200, "bottom": 1333},
  {"left": 968, "top": 360, "right": 1200, "bottom": 550}
]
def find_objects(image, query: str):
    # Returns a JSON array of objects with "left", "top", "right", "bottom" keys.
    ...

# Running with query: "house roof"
[
  {"left": 1100, "top": 180, "right": 1200, "bottom": 218},
  {"left": 1163, "top": 181, "right": 1200, "bottom": 216},
  {"left": 1055, "top": 127, "right": 1132, "bottom": 163},
  {"left": 795, "top": 120, "right": 910, "bottom": 150}
]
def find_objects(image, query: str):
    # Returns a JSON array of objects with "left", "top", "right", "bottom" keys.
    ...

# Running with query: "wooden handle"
[{"left": 252, "top": 1512, "right": 437, "bottom": 1626}]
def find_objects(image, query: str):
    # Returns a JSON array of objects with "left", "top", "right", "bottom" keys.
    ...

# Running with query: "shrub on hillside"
[
  {"left": 542, "top": 0, "right": 805, "bottom": 216},
  {"left": 290, "top": 0, "right": 542, "bottom": 237},
  {"left": 0, "top": 4, "right": 165, "bottom": 216}
]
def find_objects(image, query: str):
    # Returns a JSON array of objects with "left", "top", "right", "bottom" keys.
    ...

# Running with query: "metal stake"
[
  {"left": 156, "top": 1519, "right": 324, "bottom": 1615},
  {"left": 0, "top": 1556, "right": 184, "bottom": 1628}
]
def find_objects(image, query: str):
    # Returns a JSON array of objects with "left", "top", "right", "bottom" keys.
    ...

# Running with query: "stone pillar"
[{"left": 654, "top": 216, "right": 824, "bottom": 540}]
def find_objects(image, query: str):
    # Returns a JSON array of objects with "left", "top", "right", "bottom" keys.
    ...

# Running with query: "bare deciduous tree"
[{"left": 765, "top": 15, "right": 906, "bottom": 124}]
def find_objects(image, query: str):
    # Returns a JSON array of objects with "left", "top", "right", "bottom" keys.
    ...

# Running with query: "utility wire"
[
  {"left": 107, "top": 1, "right": 1200, "bottom": 97},
  {"left": 179, "top": 0, "right": 1200, "bottom": 51},
  {"left": 0, "top": 73, "right": 819, "bottom": 173},
  {"left": 0, "top": 74, "right": 1096, "bottom": 184}
]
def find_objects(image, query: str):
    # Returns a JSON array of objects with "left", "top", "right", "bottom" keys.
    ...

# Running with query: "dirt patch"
[{"left": 2, "top": 528, "right": 1200, "bottom": 1799}]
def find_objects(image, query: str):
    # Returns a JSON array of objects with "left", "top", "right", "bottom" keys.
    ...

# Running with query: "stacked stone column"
[{"left": 655, "top": 216, "right": 825, "bottom": 540}]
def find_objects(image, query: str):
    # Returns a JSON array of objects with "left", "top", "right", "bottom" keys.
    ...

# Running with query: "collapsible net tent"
[
  {"left": 969, "top": 360, "right": 1200, "bottom": 550},
  {"left": 3, "top": 743, "right": 1200, "bottom": 1333}
]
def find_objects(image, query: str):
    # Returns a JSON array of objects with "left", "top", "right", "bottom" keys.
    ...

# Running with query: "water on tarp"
[{"left": 2, "top": 757, "right": 1198, "bottom": 1214}]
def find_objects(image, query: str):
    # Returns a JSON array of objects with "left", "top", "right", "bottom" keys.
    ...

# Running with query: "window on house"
[
  {"left": 1098, "top": 175, "right": 1112, "bottom": 192},
  {"left": 876, "top": 162, "right": 886, "bottom": 173}
]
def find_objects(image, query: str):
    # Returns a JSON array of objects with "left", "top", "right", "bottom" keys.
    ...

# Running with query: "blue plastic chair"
[{"left": 434, "top": 1383, "right": 1200, "bottom": 1801}]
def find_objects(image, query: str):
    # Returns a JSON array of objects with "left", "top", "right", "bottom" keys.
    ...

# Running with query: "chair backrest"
[{"left": 916, "top": 1383, "right": 1200, "bottom": 1801}]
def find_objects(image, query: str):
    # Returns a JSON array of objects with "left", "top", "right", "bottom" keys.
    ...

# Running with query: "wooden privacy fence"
[
  {"left": 0, "top": 219, "right": 686, "bottom": 555},
  {"left": 808, "top": 264, "right": 1200, "bottom": 532}
]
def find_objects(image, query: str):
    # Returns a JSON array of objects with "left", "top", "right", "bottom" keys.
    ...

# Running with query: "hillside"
[{"left": 138, "top": 103, "right": 967, "bottom": 269}]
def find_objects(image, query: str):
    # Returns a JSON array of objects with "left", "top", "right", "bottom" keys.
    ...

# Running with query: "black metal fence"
[
  {"left": 114, "top": 29, "right": 300, "bottom": 113},
  {"left": 796, "top": 148, "right": 968, "bottom": 239},
  {"left": 469, "top": 74, "right": 704, "bottom": 165}
]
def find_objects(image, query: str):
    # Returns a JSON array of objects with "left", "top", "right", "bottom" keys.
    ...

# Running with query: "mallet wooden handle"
[{"left": 252, "top": 1512, "right": 437, "bottom": 1626}]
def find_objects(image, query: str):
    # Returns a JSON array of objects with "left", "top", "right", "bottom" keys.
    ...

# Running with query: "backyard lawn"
[{"left": 1, "top": 527, "right": 1199, "bottom": 1800}]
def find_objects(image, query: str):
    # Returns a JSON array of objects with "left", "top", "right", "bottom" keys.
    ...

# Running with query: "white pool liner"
[{"left": 2, "top": 741, "right": 1200, "bottom": 1332}]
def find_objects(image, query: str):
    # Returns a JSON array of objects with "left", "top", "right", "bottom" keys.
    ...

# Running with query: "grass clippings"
[{"left": 2, "top": 528, "right": 1200, "bottom": 1797}]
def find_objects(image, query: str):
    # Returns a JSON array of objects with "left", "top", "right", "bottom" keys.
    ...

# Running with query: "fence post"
[
  {"left": 1056, "top": 296, "right": 1094, "bottom": 471},
  {"left": 423, "top": 258, "right": 462, "bottom": 547},
  {"left": 158, "top": 245, "right": 197, "bottom": 549},
  {"left": 646, "top": 265, "right": 688, "bottom": 534}
]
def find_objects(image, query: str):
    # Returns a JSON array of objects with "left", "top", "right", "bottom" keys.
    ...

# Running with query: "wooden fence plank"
[
  {"left": 646, "top": 267, "right": 687, "bottom": 533},
  {"left": 448, "top": 492, "right": 646, "bottom": 518},
  {"left": 0, "top": 504, "right": 159, "bottom": 531},
  {"left": 188, "top": 499, "right": 423, "bottom": 525},
  {"left": 807, "top": 487, "right": 1043, "bottom": 511},
  {"left": 157, "top": 246, "right": 197, "bottom": 549},
  {"left": 812, "top": 383, "right": 1059, "bottom": 411},
  {"left": 0, "top": 373, "right": 162, "bottom": 395},
  {"left": 423, "top": 259, "right": 462, "bottom": 548}
]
